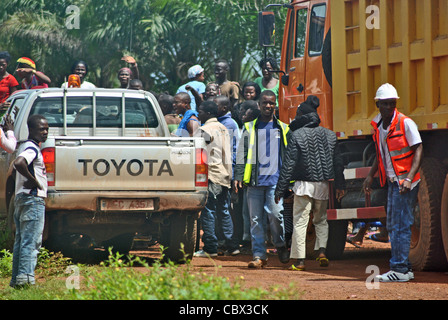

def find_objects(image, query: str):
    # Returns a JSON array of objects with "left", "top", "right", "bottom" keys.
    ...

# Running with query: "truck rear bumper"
[{"left": 45, "top": 190, "right": 208, "bottom": 213}]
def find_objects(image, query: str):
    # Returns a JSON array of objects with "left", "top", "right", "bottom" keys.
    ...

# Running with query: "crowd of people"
[{"left": 0, "top": 49, "right": 423, "bottom": 286}]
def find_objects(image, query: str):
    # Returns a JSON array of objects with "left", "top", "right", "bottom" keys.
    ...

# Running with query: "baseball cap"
[{"left": 188, "top": 65, "right": 204, "bottom": 79}]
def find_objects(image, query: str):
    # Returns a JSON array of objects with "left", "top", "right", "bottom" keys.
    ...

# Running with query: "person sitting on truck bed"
[
  {"left": 15, "top": 57, "right": 51, "bottom": 89},
  {"left": 364, "top": 83, "right": 423, "bottom": 283},
  {"left": 194, "top": 100, "right": 239, "bottom": 257},
  {"left": 61, "top": 60, "right": 96, "bottom": 89},
  {"left": 117, "top": 55, "right": 140, "bottom": 89},
  {"left": 177, "top": 64, "right": 206, "bottom": 111},
  {"left": 173, "top": 92, "right": 200, "bottom": 137},
  {"left": 158, "top": 93, "right": 180, "bottom": 134}
]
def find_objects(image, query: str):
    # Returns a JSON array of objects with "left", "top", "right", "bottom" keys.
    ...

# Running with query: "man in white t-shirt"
[
  {"left": 10, "top": 114, "right": 49, "bottom": 288},
  {"left": 363, "top": 84, "right": 423, "bottom": 283}
]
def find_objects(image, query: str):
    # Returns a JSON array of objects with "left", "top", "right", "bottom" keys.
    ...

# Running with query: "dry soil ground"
[{"left": 133, "top": 237, "right": 448, "bottom": 301}]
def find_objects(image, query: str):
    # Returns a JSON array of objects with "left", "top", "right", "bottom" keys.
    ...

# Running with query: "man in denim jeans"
[
  {"left": 10, "top": 114, "right": 48, "bottom": 288},
  {"left": 363, "top": 84, "right": 423, "bottom": 282},
  {"left": 234, "top": 90, "right": 290, "bottom": 268},
  {"left": 194, "top": 101, "right": 239, "bottom": 258}
]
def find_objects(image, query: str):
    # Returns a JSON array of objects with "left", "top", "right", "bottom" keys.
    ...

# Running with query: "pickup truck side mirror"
[{"left": 258, "top": 11, "right": 276, "bottom": 47}]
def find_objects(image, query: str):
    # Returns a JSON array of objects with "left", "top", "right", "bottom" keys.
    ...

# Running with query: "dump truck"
[{"left": 259, "top": 0, "right": 448, "bottom": 270}]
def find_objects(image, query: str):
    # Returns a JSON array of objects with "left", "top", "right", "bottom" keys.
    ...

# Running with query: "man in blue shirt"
[
  {"left": 177, "top": 65, "right": 206, "bottom": 111},
  {"left": 233, "top": 90, "right": 290, "bottom": 268}
]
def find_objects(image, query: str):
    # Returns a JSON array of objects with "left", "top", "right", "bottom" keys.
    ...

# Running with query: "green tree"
[{"left": 0, "top": 0, "right": 286, "bottom": 93}]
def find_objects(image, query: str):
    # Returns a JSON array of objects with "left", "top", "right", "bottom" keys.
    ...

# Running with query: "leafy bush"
[
  {"left": 72, "top": 248, "right": 299, "bottom": 300},
  {"left": 0, "top": 249, "right": 12, "bottom": 277}
]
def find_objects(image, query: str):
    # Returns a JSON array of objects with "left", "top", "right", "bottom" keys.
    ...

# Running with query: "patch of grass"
[{"left": 0, "top": 246, "right": 302, "bottom": 300}]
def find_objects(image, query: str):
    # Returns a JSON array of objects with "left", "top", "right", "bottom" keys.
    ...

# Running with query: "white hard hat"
[{"left": 374, "top": 83, "right": 400, "bottom": 100}]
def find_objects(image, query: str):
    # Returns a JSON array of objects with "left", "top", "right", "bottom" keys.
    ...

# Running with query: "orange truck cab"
[{"left": 259, "top": 0, "right": 448, "bottom": 270}]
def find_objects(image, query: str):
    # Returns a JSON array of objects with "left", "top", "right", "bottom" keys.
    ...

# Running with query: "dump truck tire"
[
  {"left": 409, "top": 158, "right": 448, "bottom": 271},
  {"left": 441, "top": 173, "right": 448, "bottom": 265}
]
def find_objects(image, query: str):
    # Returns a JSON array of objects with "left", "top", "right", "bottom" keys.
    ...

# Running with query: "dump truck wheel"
[
  {"left": 409, "top": 158, "right": 448, "bottom": 271},
  {"left": 441, "top": 173, "right": 448, "bottom": 265}
]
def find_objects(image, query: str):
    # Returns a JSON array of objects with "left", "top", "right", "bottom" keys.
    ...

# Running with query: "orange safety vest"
[{"left": 371, "top": 112, "right": 421, "bottom": 187}]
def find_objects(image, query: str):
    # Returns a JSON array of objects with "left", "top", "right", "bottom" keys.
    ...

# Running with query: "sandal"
[
  {"left": 316, "top": 255, "right": 329, "bottom": 267},
  {"left": 288, "top": 260, "right": 305, "bottom": 271}
]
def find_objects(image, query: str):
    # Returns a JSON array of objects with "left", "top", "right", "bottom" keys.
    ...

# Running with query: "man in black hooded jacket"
[{"left": 274, "top": 96, "right": 345, "bottom": 271}]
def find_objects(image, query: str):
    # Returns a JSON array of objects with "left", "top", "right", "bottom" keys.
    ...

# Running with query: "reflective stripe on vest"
[
  {"left": 372, "top": 112, "right": 421, "bottom": 187},
  {"left": 242, "top": 118, "right": 289, "bottom": 184}
]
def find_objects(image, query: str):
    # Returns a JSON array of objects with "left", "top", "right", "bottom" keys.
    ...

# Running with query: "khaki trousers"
[{"left": 290, "top": 194, "right": 329, "bottom": 259}]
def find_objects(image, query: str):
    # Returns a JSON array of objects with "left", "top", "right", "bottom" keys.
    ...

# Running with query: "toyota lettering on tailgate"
[{"left": 78, "top": 159, "right": 174, "bottom": 177}]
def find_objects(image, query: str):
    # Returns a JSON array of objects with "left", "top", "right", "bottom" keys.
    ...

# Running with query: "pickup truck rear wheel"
[{"left": 160, "top": 213, "right": 197, "bottom": 263}]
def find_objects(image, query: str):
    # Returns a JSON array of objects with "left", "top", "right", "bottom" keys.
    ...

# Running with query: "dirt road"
[
  {"left": 192, "top": 240, "right": 448, "bottom": 300},
  {"left": 134, "top": 238, "right": 448, "bottom": 300}
]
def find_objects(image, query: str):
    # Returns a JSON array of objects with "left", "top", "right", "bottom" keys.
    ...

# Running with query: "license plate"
[{"left": 100, "top": 199, "right": 155, "bottom": 211}]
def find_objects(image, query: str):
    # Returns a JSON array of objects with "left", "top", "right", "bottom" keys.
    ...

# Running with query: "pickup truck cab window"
[{"left": 29, "top": 96, "right": 158, "bottom": 128}]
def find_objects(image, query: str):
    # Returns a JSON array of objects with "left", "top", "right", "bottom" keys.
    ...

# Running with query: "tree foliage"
[{"left": 0, "top": 0, "right": 285, "bottom": 94}]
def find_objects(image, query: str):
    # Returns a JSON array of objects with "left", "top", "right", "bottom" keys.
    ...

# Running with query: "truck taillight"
[
  {"left": 195, "top": 148, "right": 208, "bottom": 188},
  {"left": 42, "top": 147, "right": 55, "bottom": 186}
]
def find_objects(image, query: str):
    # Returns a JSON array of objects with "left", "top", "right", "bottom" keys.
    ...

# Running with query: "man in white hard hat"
[{"left": 363, "top": 83, "right": 423, "bottom": 282}]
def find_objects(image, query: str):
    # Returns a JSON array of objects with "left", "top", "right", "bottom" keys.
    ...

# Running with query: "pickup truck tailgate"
[{"left": 53, "top": 137, "right": 197, "bottom": 191}]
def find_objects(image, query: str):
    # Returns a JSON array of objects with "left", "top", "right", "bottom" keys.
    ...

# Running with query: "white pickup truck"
[{"left": 0, "top": 88, "right": 208, "bottom": 262}]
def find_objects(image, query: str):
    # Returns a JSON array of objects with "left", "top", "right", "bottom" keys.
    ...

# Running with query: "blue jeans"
[
  {"left": 242, "top": 187, "right": 251, "bottom": 242},
  {"left": 247, "top": 185, "right": 285, "bottom": 260},
  {"left": 200, "top": 185, "right": 235, "bottom": 254},
  {"left": 10, "top": 193, "right": 45, "bottom": 287},
  {"left": 387, "top": 181, "right": 419, "bottom": 273}
]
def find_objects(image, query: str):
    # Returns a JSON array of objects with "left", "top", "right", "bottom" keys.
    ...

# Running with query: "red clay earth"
[{"left": 133, "top": 237, "right": 448, "bottom": 300}]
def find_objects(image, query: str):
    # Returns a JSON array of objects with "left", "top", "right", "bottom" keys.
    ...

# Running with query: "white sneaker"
[
  {"left": 193, "top": 250, "right": 218, "bottom": 258},
  {"left": 375, "top": 270, "right": 411, "bottom": 282}
]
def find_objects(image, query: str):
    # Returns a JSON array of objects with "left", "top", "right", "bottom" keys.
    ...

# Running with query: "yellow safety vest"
[{"left": 243, "top": 118, "right": 289, "bottom": 184}]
